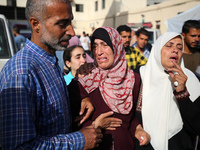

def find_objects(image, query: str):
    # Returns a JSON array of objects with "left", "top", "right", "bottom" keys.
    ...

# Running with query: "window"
[
  {"left": 156, "top": 20, "right": 160, "bottom": 29},
  {"left": 102, "top": 0, "right": 105, "bottom": 9},
  {"left": 75, "top": 4, "right": 83, "bottom": 12},
  {"left": 7, "top": 0, "right": 16, "bottom": 7},
  {"left": 147, "top": 0, "right": 167, "bottom": 6},
  {"left": 95, "top": 1, "right": 98, "bottom": 11}
]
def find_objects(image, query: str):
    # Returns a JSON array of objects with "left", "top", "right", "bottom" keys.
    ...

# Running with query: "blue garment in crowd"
[
  {"left": 64, "top": 71, "right": 74, "bottom": 85},
  {"left": 131, "top": 42, "right": 150, "bottom": 59},
  {"left": 0, "top": 39, "right": 85, "bottom": 150},
  {"left": 14, "top": 34, "right": 26, "bottom": 50},
  {"left": 56, "top": 50, "right": 64, "bottom": 73}
]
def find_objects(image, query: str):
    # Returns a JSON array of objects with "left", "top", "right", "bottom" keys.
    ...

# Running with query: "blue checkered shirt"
[{"left": 0, "top": 39, "right": 85, "bottom": 150}]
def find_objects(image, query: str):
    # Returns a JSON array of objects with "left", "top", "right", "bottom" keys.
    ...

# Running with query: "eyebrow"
[
  {"left": 75, "top": 53, "right": 85, "bottom": 57},
  {"left": 94, "top": 41, "right": 107, "bottom": 45},
  {"left": 57, "top": 18, "right": 71, "bottom": 23},
  {"left": 167, "top": 42, "right": 182, "bottom": 45},
  {"left": 75, "top": 54, "right": 81, "bottom": 57},
  {"left": 177, "top": 43, "right": 182, "bottom": 45}
]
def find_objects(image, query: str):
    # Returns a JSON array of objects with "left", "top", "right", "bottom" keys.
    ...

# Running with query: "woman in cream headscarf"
[{"left": 136, "top": 32, "right": 200, "bottom": 150}]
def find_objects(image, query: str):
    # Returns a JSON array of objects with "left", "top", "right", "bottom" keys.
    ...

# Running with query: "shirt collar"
[{"left": 26, "top": 39, "right": 57, "bottom": 65}]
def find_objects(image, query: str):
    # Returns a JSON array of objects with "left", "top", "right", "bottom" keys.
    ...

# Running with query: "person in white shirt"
[{"left": 79, "top": 31, "right": 92, "bottom": 58}]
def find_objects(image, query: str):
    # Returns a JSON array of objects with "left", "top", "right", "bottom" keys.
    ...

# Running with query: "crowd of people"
[{"left": 0, "top": 0, "right": 200, "bottom": 150}]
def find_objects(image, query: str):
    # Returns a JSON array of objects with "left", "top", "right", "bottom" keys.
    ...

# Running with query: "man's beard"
[
  {"left": 185, "top": 40, "right": 199, "bottom": 52},
  {"left": 41, "top": 26, "right": 71, "bottom": 51},
  {"left": 123, "top": 42, "right": 130, "bottom": 49}
]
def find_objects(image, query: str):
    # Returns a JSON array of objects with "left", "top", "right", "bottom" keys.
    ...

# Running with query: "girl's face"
[
  {"left": 161, "top": 36, "right": 183, "bottom": 70},
  {"left": 65, "top": 47, "right": 86, "bottom": 76},
  {"left": 93, "top": 39, "right": 114, "bottom": 70}
]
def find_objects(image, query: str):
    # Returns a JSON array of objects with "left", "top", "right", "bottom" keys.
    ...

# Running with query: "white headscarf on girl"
[{"left": 140, "top": 32, "right": 200, "bottom": 150}]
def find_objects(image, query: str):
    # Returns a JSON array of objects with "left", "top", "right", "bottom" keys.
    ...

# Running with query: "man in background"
[
  {"left": 12, "top": 26, "right": 26, "bottom": 50},
  {"left": 117, "top": 25, "right": 147, "bottom": 71},
  {"left": 131, "top": 27, "right": 151, "bottom": 59},
  {"left": 79, "top": 31, "right": 92, "bottom": 58},
  {"left": 181, "top": 20, "right": 200, "bottom": 79}
]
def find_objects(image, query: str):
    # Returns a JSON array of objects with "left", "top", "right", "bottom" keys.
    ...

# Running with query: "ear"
[
  {"left": 29, "top": 17, "right": 41, "bottom": 33},
  {"left": 181, "top": 33, "right": 185, "bottom": 39},
  {"left": 65, "top": 61, "right": 71, "bottom": 68}
]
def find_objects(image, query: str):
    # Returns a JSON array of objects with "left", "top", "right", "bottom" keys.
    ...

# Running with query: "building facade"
[
  {"left": 71, "top": 0, "right": 200, "bottom": 35},
  {"left": 0, "top": 0, "right": 200, "bottom": 36}
]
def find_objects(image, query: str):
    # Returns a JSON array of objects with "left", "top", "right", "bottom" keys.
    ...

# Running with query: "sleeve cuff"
[
  {"left": 70, "top": 131, "right": 85, "bottom": 150},
  {"left": 173, "top": 87, "right": 190, "bottom": 101}
]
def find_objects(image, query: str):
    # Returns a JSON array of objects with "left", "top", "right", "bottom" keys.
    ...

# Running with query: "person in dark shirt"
[{"left": 181, "top": 20, "right": 200, "bottom": 79}]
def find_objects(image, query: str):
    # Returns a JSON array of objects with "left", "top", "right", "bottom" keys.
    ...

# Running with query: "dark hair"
[
  {"left": 136, "top": 27, "right": 150, "bottom": 38},
  {"left": 182, "top": 20, "right": 200, "bottom": 34},
  {"left": 13, "top": 26, "right": 20, "bottom": 34},
  {"left": 63, "top": 45, "right": 83, "bottom": 73},
  {"left": 116, "top": 25, "right": 131, "bottom": 34},
  {"left": 91, "top": 28, "right": 114, "bottom": 52}
]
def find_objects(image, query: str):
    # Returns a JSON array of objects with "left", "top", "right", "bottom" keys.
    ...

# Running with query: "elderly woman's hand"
[
  {"left": 92, "top": 111, "right": 122, "bottom": 130},
  {"left": 135, "top": 124, "right": 151, "bottom": 146},
  {"left": 76, "top": 62, "right": 95, "bottom": 78},
  {"left": 168, "top": 61, "right": 188, "bottom": 92}
]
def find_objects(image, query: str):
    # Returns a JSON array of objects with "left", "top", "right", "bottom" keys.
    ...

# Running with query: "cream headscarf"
[{"left": 140, "top": 32, "right": 200, "bottom": 150}]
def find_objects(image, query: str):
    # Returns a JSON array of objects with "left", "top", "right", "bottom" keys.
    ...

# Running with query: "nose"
[
  {"left": 172, "top": 46, "right": 179, "bottom": 54},
  {"left": 66, "top": 25, "right": 75, "bottom": 37},
  {"left": 81, "top": 56, "right": 86, "bottom": 64},
  {"left": 96, "top": 45, "right": 103, "bottom": 55},
  {"left": 195, "top": 36, "right": 200, "bottom": 42}
]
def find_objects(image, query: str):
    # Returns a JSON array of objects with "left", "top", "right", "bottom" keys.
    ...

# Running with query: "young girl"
[
  {"left": 63, "top": 45, "right": 87, "bottom": 131},
  {"left": 63, "top": 45, "right": 86, "bottom": 85}
]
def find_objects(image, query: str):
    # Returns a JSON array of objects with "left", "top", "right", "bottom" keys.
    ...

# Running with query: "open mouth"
[
  {"left": 170, "top": 56, "right": 178, "bottom": 62},
  {"left": 98, "top": 57, "right": 107, "bottom": 62}
]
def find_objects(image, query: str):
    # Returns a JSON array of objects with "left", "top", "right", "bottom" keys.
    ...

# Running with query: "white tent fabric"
[{"left": 165, "top": 3, "right": 200, "bottom": 33}]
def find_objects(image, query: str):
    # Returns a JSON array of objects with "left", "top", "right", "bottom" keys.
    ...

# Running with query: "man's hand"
[
  {"left": 93, "top": 111, "right": 122, "bottom": 130},
  {"left": 168, "top": 61, "right": 187, "bottom": 92},
  {"left": 135, "top": 124, "right": 151, "bottom": 146},
  {"left": 80, "top": 124, "right": 103, "bottom": 150},
  {"left": 79, "top": 97, "right": 94, "bottom": 125},
  {"left": 76, "top": 62, "right": 95, "bottom": 78}
]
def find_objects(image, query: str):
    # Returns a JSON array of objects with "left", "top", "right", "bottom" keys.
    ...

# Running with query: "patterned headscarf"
[{"left": 78, "top": 26, "right": 135, "bottom": 114}]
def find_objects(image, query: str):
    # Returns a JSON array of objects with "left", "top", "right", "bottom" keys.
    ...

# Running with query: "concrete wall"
[
  {"left": 127, "top": 0, "right": 200, "bottom": 34},
  {"left": 1, "top": 0, "right": 200, "bottom": 36},
  {"left": 71, "top": 0, "right": 200, "bottom": 35},
  {"left": 0, "top": 0, "right": 26, "bottom": 7},
  {"left": 0, "top": 0, "right": 7, "bottom": 6},
  {"left": 16, "top": 0, "right": 27, "bottom": 7}
]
